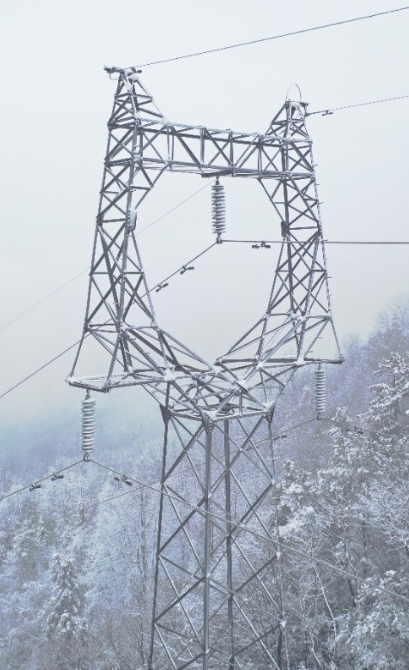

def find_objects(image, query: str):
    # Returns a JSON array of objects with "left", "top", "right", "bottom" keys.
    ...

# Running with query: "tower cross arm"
[{"left": 107, "top": 117, "right": 314, "bottom": 178}]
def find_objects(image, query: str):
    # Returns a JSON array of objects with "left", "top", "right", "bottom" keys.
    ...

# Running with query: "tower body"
[{"left": 68, "top": 67, "right": 342, "bottom": 669}]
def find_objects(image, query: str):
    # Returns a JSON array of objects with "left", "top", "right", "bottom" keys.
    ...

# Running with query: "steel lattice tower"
[{"left": 68, "top": 67, "right": 342, "bottom": 670}]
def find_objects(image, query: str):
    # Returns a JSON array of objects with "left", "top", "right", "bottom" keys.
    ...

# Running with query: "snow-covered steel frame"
[{"left": 68, "top": 67, "right": 342, "bottom": 669}]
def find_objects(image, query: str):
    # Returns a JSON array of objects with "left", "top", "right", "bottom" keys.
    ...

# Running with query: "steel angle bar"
[
  {"left": 175, "top": 650, "right": 207, "bottom": 670},
  {"left": 155, "top": 575, "right": 204, "bottom": 626},
  {"left": 160, "top": 540, "right": 203, "bottom": 582},
  {"left": 171, "top": 127, "right": 203, "bottom": 168},
  {"left": 233, "top": 553, "right": 279, "bottom": 599},
  {"left": 139, "top": 124, "right": 169, "bottom": 157},
  {"left": 278, "top": 238, "right": 318, "bottom": 274},
  {"left": 291, "top": 245, "right": 323, "bottom": 275},
  {"left": 157, "top": 491, "right": 207, "bottom": 554},
  {"left": 233, "top": 606, "right": 281, "bottom": 669},
  {"left": 165, "top": 430, "right": 207, "bottom": 485},
  {"left": 121, "top": 333, "right": 164, "bottom": 368},
  {"left": 211, "top": 421, "right": 270, "bottom": 480},
  {"left": 155, "top": 620, "right": 198, "bottom": 645},
  {"left": 233, "top": 622, "right": 281, "bottom": 662},
  {"left": 300, "top": 321, "right": 333, "bottom": 357},
  {"left": 87, "top": 286, "right": 118, "bottom": 324},
  {"left": 225, "top": 543, "right": 282, "bottom": 618},
  {"left": 286, "top": 195, "right": 319, "bottom": 224},
  {"left": 91, "top": 229, "right": 127, "bottom": 272},
  {"left": 158, "top": 328, "right": 214, "bottom": 370},
  {"left": 285, "top": 202, "right": 319, "bottom": 226},
  {"left": 156, "top": 561, "right": 203, "bottom": 642},
  {"left": 126, "top": 330, "right": 172, "bottom": 365},
  {"left": 164, "top": 483, "right": 227, "bottom": 539},
  {"left": 152, "top": 625, "right": 179, "bottom": 670},
  {"left": 235, "top": 417, "right": 275, "bottom": 470},
  {"left": 173, "top": 430, "right": 274, "bottom": 535}
]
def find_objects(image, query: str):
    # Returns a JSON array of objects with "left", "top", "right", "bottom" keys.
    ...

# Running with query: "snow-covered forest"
[{"left": 2, "top": 297, "right": 409, "bottom": 670}]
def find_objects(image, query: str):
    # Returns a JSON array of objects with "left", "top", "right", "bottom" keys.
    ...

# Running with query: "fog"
[{"left": 1, "top": 0, "right": 408, "bottom": 460}]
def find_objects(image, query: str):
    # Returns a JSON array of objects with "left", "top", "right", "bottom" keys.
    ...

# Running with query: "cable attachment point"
[
  {"left": 156, "top": 282, "right": 169, "bottom": 293},
  {"left": 29, "top": 483, "right": 42, "bottom": 492},
  {"left": 114, "top": 474, "right": 133, "bottom": 486},
  {"left": 345, "top": 424, "right": 364, "bottom": 435},
  {"left": 211, "top": 179, "right": 226, "bottom": 242},
  {"left": 180, "top": 265, "right": 195, "bottom": 275},
  {"left": 252, "top": 241, "right": 271, "bottom": 249},
  {"left": 81, "top": 390, "right": 96, "bottom": 455},
  {"left": 322, "top": 110, "right": 334, "bottom": 116},
  {"left": 51, "top": 473, "right": 64, "bottom": 481},
  {"left": 315, "top": 364, "right": 326, "bottom": 419}
]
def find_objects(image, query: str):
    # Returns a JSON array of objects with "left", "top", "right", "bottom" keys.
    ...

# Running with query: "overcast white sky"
[{"left": 1, "top": 0, "right": 408, "bottom": 443}]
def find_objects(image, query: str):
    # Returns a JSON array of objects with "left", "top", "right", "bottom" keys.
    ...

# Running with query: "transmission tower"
[{"left": 68, "top": 66, "right": 342, "bottom": 670}]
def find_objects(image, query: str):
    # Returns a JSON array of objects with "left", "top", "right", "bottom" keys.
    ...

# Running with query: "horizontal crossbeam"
[{"left": 107, "top": 118, "right": 314, "bottom": 178}]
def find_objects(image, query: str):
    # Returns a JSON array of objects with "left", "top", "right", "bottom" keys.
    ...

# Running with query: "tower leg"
[
  {"left": 150, "top": 409, "right": 288, "bottom": 669},
  {"left": 223, "top": 419, "right": 235, "bottom": 670}
]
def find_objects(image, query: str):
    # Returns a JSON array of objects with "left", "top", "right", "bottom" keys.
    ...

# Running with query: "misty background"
[{"left": 0, "top": 0, "right": 408, "bottom": 466}]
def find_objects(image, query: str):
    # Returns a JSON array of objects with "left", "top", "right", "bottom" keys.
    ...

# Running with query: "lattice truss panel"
[
  {"left": 152, "top": 403, "right": 288, "bottom": 670},
  {"left": 68, "top": 66, "right": 342, "bottom": 419}
]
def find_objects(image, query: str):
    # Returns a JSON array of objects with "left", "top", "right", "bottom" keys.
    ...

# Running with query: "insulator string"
[
  {"left": 81, "top": 391, "right": 96, "bottom": 456},
  {"left": 315, "top": 364, "right": 326, "bottom": 418},
  {"left": 211, "top": 179, "right": 226, "bottom": 241}
]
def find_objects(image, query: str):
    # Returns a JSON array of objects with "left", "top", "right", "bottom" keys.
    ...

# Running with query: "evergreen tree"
[{"left": 43, "top": 552, "right": 87, "bottom": 669}]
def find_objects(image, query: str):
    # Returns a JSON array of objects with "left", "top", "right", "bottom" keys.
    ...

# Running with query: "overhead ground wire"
[
  {"left": 308, "top": 93, "right": 409, "bottom": 117},
  {"left": 137, "top": 6, "right": 409, "bottom": 67}
]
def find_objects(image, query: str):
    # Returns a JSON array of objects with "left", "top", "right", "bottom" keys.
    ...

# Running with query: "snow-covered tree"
[
  {"left": 339, "top": 571, "right": 409, "bottom": 669},
  {"left": 42, "top": 552, "right": 87, "bottom": 669},
  {"left": 46, "top": 552, "right": 85, "bottom": 639}
]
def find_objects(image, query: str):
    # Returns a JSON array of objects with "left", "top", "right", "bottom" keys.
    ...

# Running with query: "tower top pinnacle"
[{"left": 104, "top": 65, "right": 142, "bottom": 80}]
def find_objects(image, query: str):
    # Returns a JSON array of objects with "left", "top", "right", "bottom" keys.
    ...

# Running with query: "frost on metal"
[{"left": 67, "top": 66, "right": 342, "bottom": 670}]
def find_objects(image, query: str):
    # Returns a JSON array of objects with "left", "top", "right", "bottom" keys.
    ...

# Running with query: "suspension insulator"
[
  {"left": 211, "top": 179, "right": 226, "bottom": 240},
  {"left": 315, "top": 364, "right": 326, "bottom": 418},
  {"left": 81, "top": 391, "right": 96, "bottom": 454}
]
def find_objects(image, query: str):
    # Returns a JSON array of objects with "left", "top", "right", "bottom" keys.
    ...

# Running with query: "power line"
[
  {"left": 308, "top": 93, "right": 409, "bottom": 117},
  {"left": 224, "top": 239, "right": 409, "bottom": 245},
  {"left": 0, "top": 340, "right": 81, "bottom": 401},
  {"left": 0, "top": 239, "right": 216, "bottom": 400},
  {"left": 0, "top": 268, "right": 89, "bottom": 334},
  {"left": 146, "top": 242, "right": 216, "bottom": 295},
  {"left": 0, "top": 182, "right": 211, "bottom": 336},
  {"left": 2, "top": 131, "right": 407, "bottom": 341},
  {"left": 0, "top": 415, "right": 316, "bottom": 503},
  {"left": 4, "top": 450, "right": 408, "bottom": 605},
  {"left": 2, "top": 235, "right": 409, "bottom": 401},
  {"left": 0, "top": 459, "right": 84, "bottom": 500},
  {"left": 87, "top": 457, "right": 409, "bottom": 605},
  {"left": 326, "top": 240, "right": 409, "bottom": 245},
  {"left": 138, "top": 6, "right": 409, "bottom": 67},
  {"left": 136, "top": 182, "right": 211, "bottom": 236}
]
